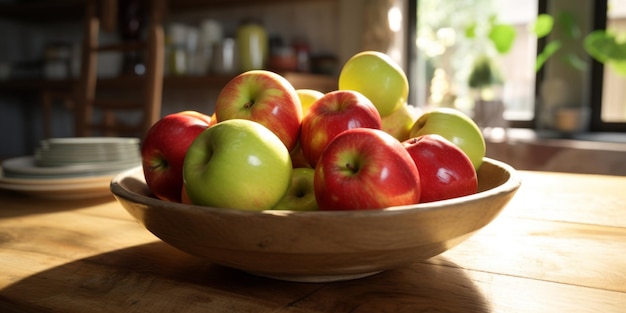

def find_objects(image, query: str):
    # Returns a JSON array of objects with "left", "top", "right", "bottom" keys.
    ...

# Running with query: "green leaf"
[
  {"left": 584, "top": 30, "right": 626, "bottom": 63},
  {"left": 488, "top": 24, "right": 516, "bottom": 54},
  {"left": 531, "top": 14, "right": 554, "bottom": 38},
  {"left": 465, "top": 22, "right": 477, "bottom": 39},
  {"left": 557, "top": 11, "right": 580, "bottom": 39},
  {"left": 563, "top": 53, "right": 587, "bottom": 71},
  {"left": 535, "top": 40, "right": 561, "bottom": 72},
  {"left": 608, "top": 60, "right": 626, "bottom": 76},
  {"left": 468, "top": 55, "right": 503, "bottom": 88}
]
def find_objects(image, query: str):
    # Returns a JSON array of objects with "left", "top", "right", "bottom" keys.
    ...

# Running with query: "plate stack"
[{"left": 0, "top": 137, "right": 141, "bottom": 200}]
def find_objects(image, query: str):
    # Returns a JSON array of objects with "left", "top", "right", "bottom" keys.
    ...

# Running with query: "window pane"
[
  {"left": 601, "top": 0, "right": 626, "bottom": 122},
  {"left": 412, "top": 0, "right": 538, "bottom": 123}
]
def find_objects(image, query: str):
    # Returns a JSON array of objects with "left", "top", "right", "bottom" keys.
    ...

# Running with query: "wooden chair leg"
[{"left": 103, "top": 110, "right": 116, "bottom": 136}]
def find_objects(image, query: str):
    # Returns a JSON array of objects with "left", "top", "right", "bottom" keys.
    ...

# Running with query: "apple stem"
[
  {"left": 243, "top": 100, "right": 255, "bottom": 109},
  {"left": 346, "top": 162, "right": 358, "bottom": 173}
]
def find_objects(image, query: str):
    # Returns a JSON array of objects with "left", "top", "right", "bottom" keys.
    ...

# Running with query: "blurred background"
[{"left": 0, "top": 0, "right": 624, "bottom": 175}]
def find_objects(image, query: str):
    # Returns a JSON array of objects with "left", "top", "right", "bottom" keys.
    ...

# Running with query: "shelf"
[
  {"left": 168, "top": 0, "right": 333, "bottom": 11},
  {"left": 0, "top": 0, "right": 85, "bottom": 22},
  {"left": 0, "top": 72, "right": 337, "bottom": 94},
  {"left": 0, "top": 0, "right": 335, "bottom": 23},
  {"left": 98, "top": 42, "right": 148, "bottom": 52}
]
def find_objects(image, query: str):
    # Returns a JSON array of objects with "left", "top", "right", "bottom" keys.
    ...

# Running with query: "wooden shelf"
[
  {"left": 0, "top": 72, "right": 337, "bottom": 93},
  {"left": 0, "top": 0, "right": 335, "bottom": 23},
  {"left": 0, "top": 0, "right": 85, "bottom": 22},
  {"left": 168, "top": 0, "right": 333, "bottom": 11},
  {"left": 98, "top": 42, "right": 148, "bottom": 52}
]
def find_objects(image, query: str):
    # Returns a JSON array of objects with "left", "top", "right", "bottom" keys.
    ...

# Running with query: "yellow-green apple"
[
  {"left": 300, "top": 90, "right": 382, "bottom": 167},
  {"left": 215, "top": 70, "right": 303, "bottom": 151},
  {"left": 314, "top": 128, "right": 421, "bottom": 211},
  {"left": 272, "top": 167, "right": 318, "bottom": 211},
  {"left": 381, "top": 104, "right": 419, "bottom": 141},
  {"left": 338, "top": 51, "right": 408, "bottom": 117},
  {"left": 183, "top": 119, "right": 292, "bottom": 211},
  {"left": 403, "top": 134, "right": 478, "bottom": 203},
  {"left": 409, "top": 108, "right": 486, "bottom": 170},
  {"left": 296, "top": 88, "right": 324, "bottom": 116},
  {"left": 141, "top": 111, "right": 212, "bottom": 202}
]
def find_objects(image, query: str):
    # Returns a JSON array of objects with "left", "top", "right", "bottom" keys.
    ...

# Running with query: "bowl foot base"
[{"left": 247, "top": 270, "right": 383, "bottom": 283}]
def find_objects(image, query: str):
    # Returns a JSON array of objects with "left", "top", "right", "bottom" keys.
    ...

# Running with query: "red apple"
[
  {"left": 300, "top": 90, "right": 382, "bottom": 167},
  {"left": 314, "top": 128, "right": 421, "bottom": 211},
  {"left": 214, "top": 70, "right": 303, "bottom": 151},
  {"left": 409, "top": 108, "right": 485, "bottom": 170},
  {"left": 181, "top": 184, "right": 192, "bottom": 204},
  {"left": 289, "top": 140, "right": 312, "bottom": 169},
  {"left": 141, "top": 111, "right": 212, "bottom": 202},
  {"left": 402, "top": 134, "right": 478, "bottom": 203}
]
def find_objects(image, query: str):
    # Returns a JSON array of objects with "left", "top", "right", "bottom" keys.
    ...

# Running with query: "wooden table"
[{"left": 1, "top": 170, "right": 625, "bottom": 312}]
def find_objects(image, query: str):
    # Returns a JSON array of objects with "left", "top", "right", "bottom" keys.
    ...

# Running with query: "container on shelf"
[{"left": 236, "top": 18, "right": 268, "bottom": 72}]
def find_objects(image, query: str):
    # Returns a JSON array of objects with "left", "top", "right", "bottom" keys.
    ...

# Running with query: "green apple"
[
  {"left": 338, "top": 51, "right": 408, "bottom": 117},
  {"left": 296, "top": 89, "right": 324, "bottom": 116},
  {"left": 381, "top": 104, "right": 419, "bottom": 142},
  {"left": 409, "top": 108, "right": 486, "bottom": 170},
  {"left": 183, "top": 119, "right": 292, "bottom": 211},
  {"left": 272, "top": 167, "right": 318, "bottom": 211}
]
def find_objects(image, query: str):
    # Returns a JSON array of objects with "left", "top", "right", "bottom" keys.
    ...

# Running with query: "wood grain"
[{"left": 1, "top": 170, "right": 625, "bottom": 312}]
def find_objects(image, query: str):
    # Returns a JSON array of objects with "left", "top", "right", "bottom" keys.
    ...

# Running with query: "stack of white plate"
[{"left": 0, "top": 137, "right": 141, "bottom": 199}]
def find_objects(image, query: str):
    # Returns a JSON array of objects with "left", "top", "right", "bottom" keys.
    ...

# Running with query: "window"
[
  {"left": 408, "top": 0, "right": 626, "bottom": 134},
  {"left": 591, "top": 0, "right": 626, "bottom": 131},
  {"left": 408, "top": 0, "right": 539, "bottom": 130}
]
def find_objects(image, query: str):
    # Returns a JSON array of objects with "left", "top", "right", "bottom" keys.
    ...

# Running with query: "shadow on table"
[
  {"left": 0, "top": 241, "right": 490, "bottom": 312},
  {"left": 0, "top": 189, "right": 115, "bottom": 218}
]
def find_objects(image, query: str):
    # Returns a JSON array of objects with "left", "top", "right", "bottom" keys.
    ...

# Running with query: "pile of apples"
[{"left": 141, "top": 51, "right": 486, "bottom": 211}]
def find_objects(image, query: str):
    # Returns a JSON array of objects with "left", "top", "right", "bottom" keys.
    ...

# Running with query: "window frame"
[
  {"left": 406, "top": 0, "right": 543, "bottom": 129},
  {"left": 589, "top": 0, "right": 626, "bottom": 132},
  {"left": 407, "top": 0, "right": 626, "bottom": 133}
]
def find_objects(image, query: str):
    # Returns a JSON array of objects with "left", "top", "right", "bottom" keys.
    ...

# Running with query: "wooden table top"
[{"left": 0, "top": 170, "right": 625, "bottom": 312}]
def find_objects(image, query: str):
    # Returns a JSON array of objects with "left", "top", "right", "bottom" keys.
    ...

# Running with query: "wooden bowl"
[{"left": 110, "top": 158, "right": 521, "bottom": 282}]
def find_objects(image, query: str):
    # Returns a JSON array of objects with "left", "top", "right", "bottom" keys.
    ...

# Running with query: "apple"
[
  {"left": 314, "top": 128, "right": 421, "bottom": 211},
  {"left": 183, "top": 119, "right": 292, "bottom": 211},
  {"left": 181, "top": 184, "right": 192, "bottom": 204},
  {"left": 409, "top": 108, "right": 486, "bottom": 170},
  {"left": 381, "top": 103, "right": 419, "bottom": 142},
  {"left": 296, "top": 89, "right": 324, "bottom": 116},
  {"left": 300, "top": 90, "right": 382, "bottom": 167},
  {"left": 175, "top": 110, "right": 214, "bottom": 125},
  {"left": 214, "top": 70, "right": 303, "bottom": 151},
  {"left": 338, "top": 51, "right": 409, "bottom": 117},
  {"left": 289, "top": 140, "right": 312, "bottom": 169},
  {"left": 141, "top": 111, "right": 212, "bottom": 202},
  {"left": 403, "top": 134, "right": 478, "bottom": 203},
  {"left": 209, "top": 112, "right": 218, "bottom": 126},
  {"left": 272, "top": 167, "right": 318, "bottom": 211}
]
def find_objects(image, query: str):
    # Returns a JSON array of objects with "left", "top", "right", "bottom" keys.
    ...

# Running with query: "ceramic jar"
[{"left": 236, "top": 19, "right": 268, "bottom": 71}]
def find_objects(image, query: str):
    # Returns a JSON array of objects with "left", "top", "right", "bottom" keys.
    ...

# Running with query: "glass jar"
[{"left": 236, "top": 19, "right": 268, "bottom": 71}]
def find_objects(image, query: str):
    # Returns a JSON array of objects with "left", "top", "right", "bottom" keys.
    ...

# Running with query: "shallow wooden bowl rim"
[{"left": 110, "top": 157, "right": 521, "bottom": 217}]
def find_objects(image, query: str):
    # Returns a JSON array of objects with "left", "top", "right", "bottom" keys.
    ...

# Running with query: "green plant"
[
  {"left": 533, "top": 11, "right": 586, "bottom": 72},
  {"left": 468, "top": 54, "right": 503, "bottom": 89},
  {"left": 465, "top": 15, "right": 517, "bottom": 55},
  {"left": 464, "top": 15, "right": 513, "bottom": 90},
  {"left": 534, "top": 11, "right": 626, "bottom": 76},
  {"left": 584, "top": 30, "right": 626, "bottom": 75}
]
